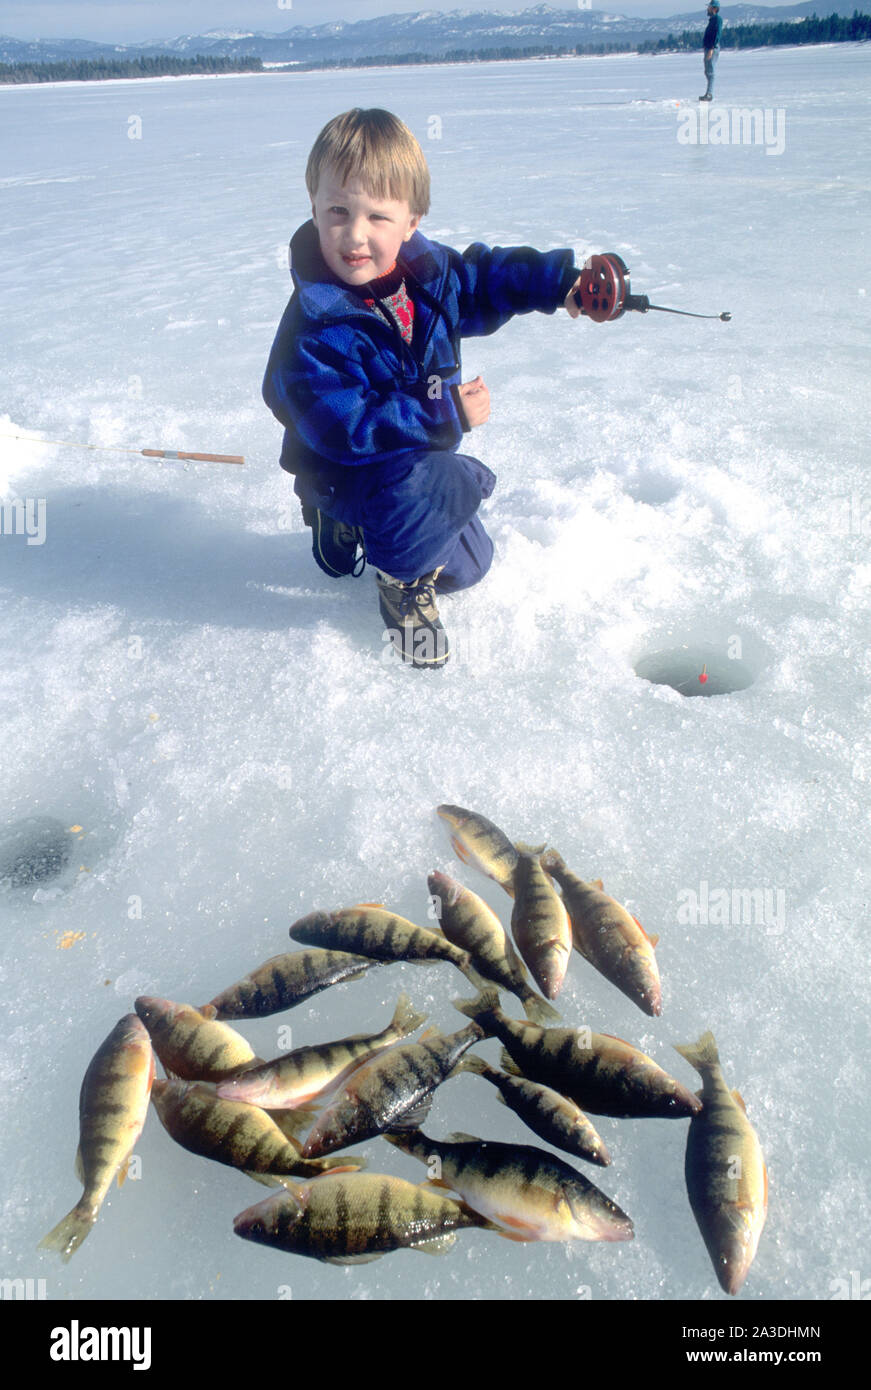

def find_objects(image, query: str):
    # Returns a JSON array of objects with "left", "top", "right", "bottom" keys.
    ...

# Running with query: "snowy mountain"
[{"left": 1, "top": 4, "right": 867, "bottom": 67}]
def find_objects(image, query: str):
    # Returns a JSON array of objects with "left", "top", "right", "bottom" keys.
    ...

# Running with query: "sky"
[{"left": 0, "top": 0, "right": 795, "bottom": 45}]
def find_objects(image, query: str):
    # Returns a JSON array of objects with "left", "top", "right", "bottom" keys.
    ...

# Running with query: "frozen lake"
[{"left": 1, "top": 42, "right": 870, "bottom": 1303}]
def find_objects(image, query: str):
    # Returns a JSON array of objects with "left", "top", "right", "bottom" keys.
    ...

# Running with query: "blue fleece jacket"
[
  {"left": 263, "top": 220, "right": 575, "bottom": 489},
  {"left": 262, "top": 220, "right": 576, "bottom": 576}
]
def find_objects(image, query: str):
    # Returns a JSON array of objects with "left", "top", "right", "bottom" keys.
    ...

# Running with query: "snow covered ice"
[{"left": 1, "top": 44, "right": 869, "bottom": 1302}]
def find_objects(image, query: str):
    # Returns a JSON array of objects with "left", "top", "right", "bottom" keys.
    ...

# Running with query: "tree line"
[
  {"left": 638, "top": 11, "right": 871, "bottom": 53},
  {"left": 0, "top": 54, "right": 263, "bottom": 84},
  {"left": 1, "top": 14, "right": 867, "bottom": 85}
]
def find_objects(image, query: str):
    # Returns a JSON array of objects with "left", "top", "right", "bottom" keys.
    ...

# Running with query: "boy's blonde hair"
[{"left": 306, "top": 108, "right": 431, "bottom": 218}]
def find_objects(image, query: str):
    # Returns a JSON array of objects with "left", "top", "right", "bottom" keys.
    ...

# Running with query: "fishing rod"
[
  {"left": 574, "top": 253, "right": 731, "bottom": 324},
  {"left": 0, "top": 433, "right": 245, "bottom": 465}
]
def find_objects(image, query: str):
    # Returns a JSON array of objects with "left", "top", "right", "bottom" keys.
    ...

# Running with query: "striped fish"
[
  {"left": 455, "top": 1054, "right": 611, "bottom": 1166},
  {"left": 427, "top": 870, "right": 560, "bottom": 1025},
  {"left": 510, "top": 847, "right": 572, "bottom": 1000},
  {"left": 385, "top": 1130, "right": 633, "bottom": 1243},
  {"left": 301, "top": 1022, "right": 484, "bottom": 1159},
  {"left": 233, "top": 1172, "right": 496, "bottom": 1263},
  {"left": 214, "top": 993, "right": 426, "bottom": 1110},
  {"left": 455, "top": 990, "right": 700, "bottom": 1119},
  {"left": 435, "top": 804, "right": 521, "bottom": 895},
  {"left": 288, "top": 904, "right": 484, "bottom": 988},
  {"left": 134, "top": 996, "right": 257, "bottom": 1082},
  {"left": 150, "top": 1080, "right": 363, "bottom": 1181},
  {"left": 204, "top": 947, "right": 378, "bottom": 1019},
  {"left": 541, "top": 849, "right": 662, "bottom": 1017},
  {"left": 39, "top": 1014, "right": 154, "bottom": 1261},
  {"left": 674, "top": 1031, "right": 768, "bottom": 1295}
]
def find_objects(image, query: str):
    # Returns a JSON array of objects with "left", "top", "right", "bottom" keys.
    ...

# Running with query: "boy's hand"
[
  {"left": 457, "top": 375, "right": 490, "bottom": 428},
  {"left": 564, "top": 275, "right": 584, "bottom": 319}
]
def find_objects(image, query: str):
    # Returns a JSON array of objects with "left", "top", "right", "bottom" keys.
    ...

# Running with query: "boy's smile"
[{"left": 311, "top": 169, "right": 421, "bottom": 286}]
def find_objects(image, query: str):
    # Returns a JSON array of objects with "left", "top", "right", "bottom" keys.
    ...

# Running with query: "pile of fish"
[{"left": 38, "top": 804, "right": 768, "bottom": 1291}]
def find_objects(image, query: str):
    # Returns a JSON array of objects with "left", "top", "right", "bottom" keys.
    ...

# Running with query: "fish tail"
[
  {"left": 453, "top": 987, "right": 501, "bottom": 1027},
  {"left": 538, "top": 848, "right": 565, "bottom": 875},
  {"left": 514, "top": 841, "right": 548, "bottom": 857},
  {"left": 674, "top": 1029, "right": 720, "bottom": 1075},
  {"left": 38, "top": 1200, "right": 97, "bottom": 1263},
  {"left": 499, "top": 1048, "right": 524, "bottom": 1077},
  {"left": 390, "top": 991, "right": 428, "bottom": 1039},
  {"left": 453, "top": 1053, "right": 488, "bottom": 1077},
  {"left": 520, "top": 991, "right": 562, "bottom": 1026}
]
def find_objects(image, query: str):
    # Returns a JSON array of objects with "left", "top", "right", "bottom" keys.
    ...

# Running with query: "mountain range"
[{"left": 2, "top": 3, "right": 868, "bottom": 67}]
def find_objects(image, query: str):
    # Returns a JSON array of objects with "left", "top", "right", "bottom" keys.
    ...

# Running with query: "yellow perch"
[
  {"left": 150, "top": 1080, "right": 363, "bottom": 1181},
  {"left": 510, "top": 847, "right": 572, "bottom": 1000},
  {"left": 456, "top": 990, "right": 701, "bottom": 1119},
  {"left": 233, "top": 1171, "right": 497, "bottom": 1263},
  {"left": 385, "top": 1130, "right": 633, "bottom": 1243},
  {"left": 39, "top": 1014, "right": 154, "bottom": 1262},
  {"left": 435, "top": 804, "right": 520, "bottom": 895},
  {"left": 541, "top": 849, "right": 662, "bottom": 1017},
  {"left": 205, "top": 947, "right": 378, "bottom": 1019},
  {"left": 134, "top": 996, "right": 258, "bottom": 1082},
  {"left": 288, "top": 904, "right": 484, "bottom": 988},
  {"left": 215, "top": 993, "right": 426, "bottom": 1109},
  {"left": 427, "top": 870, "right": 560, "bottom": 1025},
  {"left": 674, "top": 1031, "right": 768, "bottom": 1296}
]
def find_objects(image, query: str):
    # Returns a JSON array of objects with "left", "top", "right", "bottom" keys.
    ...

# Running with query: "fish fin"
[
  {"left": 446, "top": 1131, "right": 479, "bottom": 1144},
  {"left": 514, "top": 841, "right": 547, "bottom": 857},
  {"left": 74, "top": 1146, "right": 84, "bottom": 1184},
  {"left": 538, "top": 848, "right": 565, "bottom": 873},
  {"left": 116, "top": 1156, "right": 131, "bottom": 1189},
  {"left": 647, "top": 932, "right": 660, "bottom": 948},
  {"left": 38, "top": 1201, "right": 97, "bottom": 1262},
  {"left": 673, "top": 1030, "right": 720, "bottom": 1074},
  {"left": 390, "top": 991, "right": 428, "bottom": 1038},
  {"left": 409, "top": 1232, "right": 457, "bottom": 1256},
  {"left": 304, "top": 1159, "right": 366, "bottom": 1176},
  {"left": 453, "top": 1053, "right": 487, "bottom": 1076},
  {"left": 732, "top": 1089, "right": 747, "bottom": 1112},
  {"left": 499, "top": 1049, "right": 524, "bottom": 1077},
  {"left": 453, "top": 987, "right": 501, "bottom": 1022},
  {"left": 418, "top": 1025, "right": 444, "bottom": 1044},
  {"left": 323, "top": 1252, "right": 384, "bottom": 1265},
  {"left": 492, "top": 1227, "right": 538, "bottom": 1243},
  {"left": 450, "top": 836, "right": 471, "bottom": 864},
  {"left": 267, "top": 1107, "right": 318, "bottom": 1139},
  {"left": 521, "top": 992, "right": 562, "bottom": 1026},
  {"left": 199, "top": 1004, "right": 218, "bottom": 1020},
  {"left": 387, "top": 1096, "right": 434, "bottom": 1131},
  {"left": 593, "top": 878, "right": 604, "bottom": 890}
]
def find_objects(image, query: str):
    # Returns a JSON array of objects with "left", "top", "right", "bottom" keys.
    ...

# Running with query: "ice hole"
[
  {"left": 0, "top": 815, "right": 73, "bottom": 888},
  {"left": 634, "top": 642, "right": 756, "bottom": 698}
]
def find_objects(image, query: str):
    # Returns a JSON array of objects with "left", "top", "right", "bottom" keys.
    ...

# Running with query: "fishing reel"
[{"left": 573, "top": 252, "right": 730, "bottom": 323}]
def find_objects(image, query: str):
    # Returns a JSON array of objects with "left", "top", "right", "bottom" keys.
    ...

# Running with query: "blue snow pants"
[{"left": 295, "top": 449, "right": 496, "bottom": 591}]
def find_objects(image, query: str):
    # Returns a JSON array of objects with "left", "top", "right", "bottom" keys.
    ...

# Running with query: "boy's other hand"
[
  {"left": 457, "top": 376, "right": 490, "bottom": 428},
  {"left": 565, "top": 276, "right": 584, "bottom": 319}
]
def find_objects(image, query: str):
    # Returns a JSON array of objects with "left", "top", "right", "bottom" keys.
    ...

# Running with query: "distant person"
[
  {"left": 261, "top": 108, "right": 588, "bottom": 669},
  {"left": 700, "top": 0, "right": 723, "bottom": 102}
]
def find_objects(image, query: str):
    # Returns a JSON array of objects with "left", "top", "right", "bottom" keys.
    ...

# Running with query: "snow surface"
[{"left": 1, "top": 44, "right": 869, "bottom": 1303}]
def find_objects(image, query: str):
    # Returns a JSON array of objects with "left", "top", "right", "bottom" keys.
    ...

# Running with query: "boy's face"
[{"left": 311, "top": 167, "right": 421, "bottom": 286}]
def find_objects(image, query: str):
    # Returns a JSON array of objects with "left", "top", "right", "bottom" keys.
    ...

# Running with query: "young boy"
[{"left": 263, "top": 107, "right": 584, "bottom": 668}]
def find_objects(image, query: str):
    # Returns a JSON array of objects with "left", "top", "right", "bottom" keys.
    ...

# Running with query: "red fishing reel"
[
  {"left": 574, "top": 253, "right": 636, "bottom": 322},
  {"left": 574, "top": 252, "right": 730, "bottom": 323}
]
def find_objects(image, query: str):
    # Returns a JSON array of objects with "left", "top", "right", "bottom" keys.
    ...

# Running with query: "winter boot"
[
  {"left": 376, "top": 568, "right": 450, "bottom": 669},
  {"left": 301, "top": 504, "right": 365, "bottom": 578}
]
